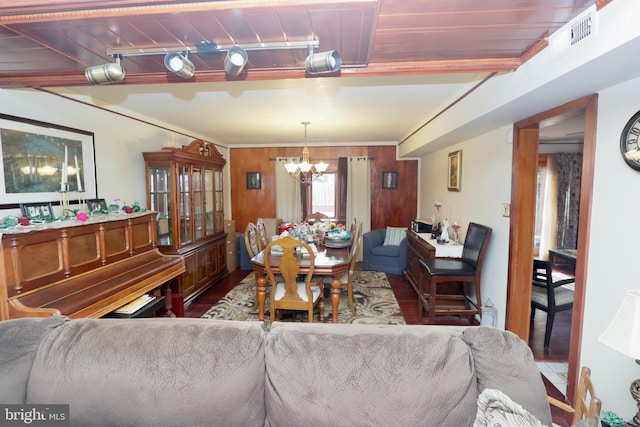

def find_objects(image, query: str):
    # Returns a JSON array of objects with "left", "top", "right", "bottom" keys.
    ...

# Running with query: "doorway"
[{"left": 505, "top": 94, "right": 598, "bottom": 406}]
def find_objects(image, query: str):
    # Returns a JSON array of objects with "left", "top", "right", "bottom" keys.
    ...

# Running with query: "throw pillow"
[
  {"left": 383, "top": 226, "right": 406, "bottom": 246},
  {"left": 474, "top": 388, "right": 548, "bottom": 427},
  {"left": 572, "top": 418, "right": 599, "bottom": 427}
]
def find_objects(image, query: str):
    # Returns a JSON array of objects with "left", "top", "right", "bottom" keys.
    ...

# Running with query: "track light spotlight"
[
  {"left": 224, "top": 45, "right": 248, "bottom": 76},
  {"left": 305, "top": 50, "right": 341, "bottom": 74},
  {"left": 85, "top": 57, "right": 125, "bottom": 85},
  {"left": 164, "top": 52, "right": 195, "bottom": 78}
]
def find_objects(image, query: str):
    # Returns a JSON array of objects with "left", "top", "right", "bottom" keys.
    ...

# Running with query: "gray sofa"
[
  {"left": 0, "top": 316, "right": 552, "bottom": 427},
  {"left": 362, "top": 228, "right": 408, "bottom": 275}
]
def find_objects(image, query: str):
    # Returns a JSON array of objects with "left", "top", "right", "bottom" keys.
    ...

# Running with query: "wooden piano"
[{"left": 0, "top": 212, "right": 185, "bottom": 320}]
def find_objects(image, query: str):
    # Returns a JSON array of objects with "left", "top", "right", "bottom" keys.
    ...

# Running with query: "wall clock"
[{"left": 621, "top": 110, "right": 640, "bottom": 171}]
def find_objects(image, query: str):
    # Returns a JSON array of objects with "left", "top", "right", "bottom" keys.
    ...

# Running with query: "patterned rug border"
[{"left": 201, "top": 270, "right": 406, "bottom": 329}]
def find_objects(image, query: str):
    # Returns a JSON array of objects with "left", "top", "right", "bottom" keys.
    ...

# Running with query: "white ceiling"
[
  {"left": 54, "top": 73, "right": 494, "bottom": 148},
  {"left": 51, "top": 70, "right": 586, "bottom": 151}
]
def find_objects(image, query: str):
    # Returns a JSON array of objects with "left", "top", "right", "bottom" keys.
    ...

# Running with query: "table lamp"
[{"left": 599, "top": 290, "right": 640, "bottom": 427}]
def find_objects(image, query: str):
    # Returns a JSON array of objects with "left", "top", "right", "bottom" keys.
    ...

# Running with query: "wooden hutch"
[{"left": 143, "top": 140, "right": 227, "bottom": 304}]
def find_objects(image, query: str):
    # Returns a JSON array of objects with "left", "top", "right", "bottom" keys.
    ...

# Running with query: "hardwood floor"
[{"left": 183, "top": 266, "right": 570, "bottom": 426}]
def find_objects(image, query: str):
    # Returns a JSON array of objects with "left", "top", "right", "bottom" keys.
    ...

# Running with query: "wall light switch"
[{"left": 502, "top": 203, "right": 510, "bottom": 217}]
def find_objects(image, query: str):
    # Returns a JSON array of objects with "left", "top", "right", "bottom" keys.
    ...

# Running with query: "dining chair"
[
  {"left": 417, "top": 222, "right": 492, "bottom": 324},
  {"left": 324, "top": 223, "right": 363, "bottom": 316},
  {"left": 256, "top": 218, "right": 269, "bottom": 251},
  {"left": 245, "top": 222, "right": 262, "bottom": 310},
  {"left": 349, "top": 217, "right": 357, "bottom": 234},
  {"left": 304, "top": 212, "right": 329, "bottom": 224},
  {"left": 266, "top": 235, "right": 324, "bottom": 323},
  {"left": 531, "top": 258, "right": 575, "bottom": 349},
  {"left": 244, "top": 222, "right": 260, "bottom": 259},
  {"left": 548, "top": 366, "right": 601, "bottom": 426}
]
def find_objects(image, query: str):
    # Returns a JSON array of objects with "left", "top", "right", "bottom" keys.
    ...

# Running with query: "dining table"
[
  {"left": 251, "top": 245, "right": 351, "bottom": 323},
  {"left": 548, "top": 248, "right": 577, "bottom": 270}
]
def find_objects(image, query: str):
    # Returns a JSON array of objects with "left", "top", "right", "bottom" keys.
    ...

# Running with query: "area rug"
[{"left": 201, "top": 270, "right": 405, "bottom": 327}]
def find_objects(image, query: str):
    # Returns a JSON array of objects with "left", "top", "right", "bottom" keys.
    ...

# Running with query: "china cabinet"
[{"left": 143, "top": 140, "right": 227, "bottom": 304}]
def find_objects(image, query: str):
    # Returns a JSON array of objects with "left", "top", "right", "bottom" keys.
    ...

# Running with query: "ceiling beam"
[{"left": 0, "top": 58, "right": 521, "bottom": 89}]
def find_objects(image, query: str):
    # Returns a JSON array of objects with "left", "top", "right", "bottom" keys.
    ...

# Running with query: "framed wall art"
[
  {"left": 246, "top": 172, "right": 261, "bottom": 189},
  {"left": 448, "top": 150, "right": 462, "bottom": 192},
  {"left": 0, "top": 114, "right": 97, "bottom": 207},
  {"left": 382, "top": 171, "right": 398, "bottom": 189}
]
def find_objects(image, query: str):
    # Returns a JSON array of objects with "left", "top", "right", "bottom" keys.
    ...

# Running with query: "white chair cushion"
[
  {"left": 273, "top": 282, "right": 321, "bottom": 302},
  {"left": 320, "top": 272, "right": 349, "bottom": 286}
]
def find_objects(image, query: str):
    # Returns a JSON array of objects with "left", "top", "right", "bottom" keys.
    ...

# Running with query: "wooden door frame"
[{"left": 506, "top": 94, "right": 598, "bottom": 407}]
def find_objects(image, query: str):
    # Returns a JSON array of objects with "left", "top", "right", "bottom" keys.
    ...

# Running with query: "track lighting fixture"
[
  {"left": 84, "top": 56, "right": 125, "bottom": 85},
  {"left": 88, "top": 39, "right": 342, "bottom": 83},
  {"left": 224, "top": 45, "right": 248, "bottom": 76},
  {"left": 305, "top": 50, "right": 341, "bottom": 74},
  {"left": 164, "top": 52, "right": 195, "bottom": 78}
]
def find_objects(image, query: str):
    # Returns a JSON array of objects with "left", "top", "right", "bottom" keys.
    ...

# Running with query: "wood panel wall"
[{"left": 229, "top": 145, "right": 417, "bottom": 233}]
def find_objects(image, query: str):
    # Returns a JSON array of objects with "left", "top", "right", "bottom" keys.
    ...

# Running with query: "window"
[{"left": 311, "top": 173, "right": 335, "bottom": 218}]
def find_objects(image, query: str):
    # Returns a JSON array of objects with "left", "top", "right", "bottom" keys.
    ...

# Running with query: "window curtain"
[
  {"left": 336, "top": 157, "right": 348, "bottom": 221},
  {"left": 275, "top": 157, "right": 302, "bottom": 223},
  {"left": 347, "top": 157, "right": 371, "bottom": 261},
  {"left": 555, "top": 153, "right": 582, "bottom": 249},
  {"left": 539, "top": 156, "right": 558, "bottom": 259}
]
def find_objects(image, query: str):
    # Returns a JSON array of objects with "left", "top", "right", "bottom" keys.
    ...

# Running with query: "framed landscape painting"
[{"left": 0, "top": 114, "right": 97, "bottom": 207}]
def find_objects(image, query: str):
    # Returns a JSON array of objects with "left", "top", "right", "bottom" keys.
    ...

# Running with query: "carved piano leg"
[{"left": 164, "top": 283, "right": 175, "bottom": 318}]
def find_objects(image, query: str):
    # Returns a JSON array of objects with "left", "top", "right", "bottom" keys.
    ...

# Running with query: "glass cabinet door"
[
  {"left": 214, "top": 170, "right": 223, "bottom": 234},
  {"left": 148, "top": 165, "right": 172, "bottom": 246},
  {"left": 193, "top": 166, "right": 204, "bottom": 240},
  {"left": 204, "top": 168, "right": 215, "bottom": 236},
  {"left": 178, "top": 164, "right": 192, "bottom": 246}
]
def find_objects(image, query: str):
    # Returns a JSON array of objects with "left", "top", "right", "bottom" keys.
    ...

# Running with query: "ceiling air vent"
[
  {"left": 570, "top": 9, "right": 593, "bottom": 46},
  {"left": 549, "top": 5, "right": 597, "bottom": 55}
]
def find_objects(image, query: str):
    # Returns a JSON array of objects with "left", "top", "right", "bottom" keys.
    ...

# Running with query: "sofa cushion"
[
  {"left": 27, "top": 318, "right": 266, "bottom": 427},
  {"left": 371, "top": 244, "right": 402, "bottom": 257},
  {"left": 461, "top": 326, "right": 553, "bottom": 426},
  {"left": 0, "top": 316, "right": 67, "bottom": 404},
  {"left": 383, "top": 226, "right": 406, "bottom": 246},
  {"left": 265, "top": 322, "right": 477, "bottom": 427}
]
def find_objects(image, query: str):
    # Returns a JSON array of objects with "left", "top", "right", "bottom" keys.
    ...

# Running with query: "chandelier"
[{"left": 284, "top": 121, "right": 328, "bottom": 184}]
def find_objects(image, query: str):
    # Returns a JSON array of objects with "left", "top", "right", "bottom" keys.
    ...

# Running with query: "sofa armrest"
[{"left": 363, "top": 229, "right": 386, "bottom": 254}]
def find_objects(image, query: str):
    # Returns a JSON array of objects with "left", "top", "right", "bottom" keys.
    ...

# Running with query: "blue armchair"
[{"left": 362, "top": 228, "right": 408, "bottom": 275}]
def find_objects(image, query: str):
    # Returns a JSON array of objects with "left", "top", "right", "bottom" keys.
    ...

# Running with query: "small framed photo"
[
  {"left": 382, "top": 171, "right": 398, "bottom": 189},
  {"left": 246, "top": 172, "right": 261, "bottom": 190},
  {"left": 20, "top": 202, "right": 55, "bottom": 221},
  {"left": 86, "top": 198, "right": 108, "bottom": 212},
  {"left": 448, "top": 150, "right": 462, "bottom": 192}
]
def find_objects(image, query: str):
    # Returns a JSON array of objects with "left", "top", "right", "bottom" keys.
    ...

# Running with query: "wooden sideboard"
[
  {"left": 405, "top": 230, "right": 464, "bottom": 320},
  {"left": 0, "top": 212, "right": 185, "bottom": 320}
]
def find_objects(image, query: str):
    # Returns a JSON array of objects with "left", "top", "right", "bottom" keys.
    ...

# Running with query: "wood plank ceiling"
[{"left": 0, "top": 0, "right": 597, "bottom": 88}]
